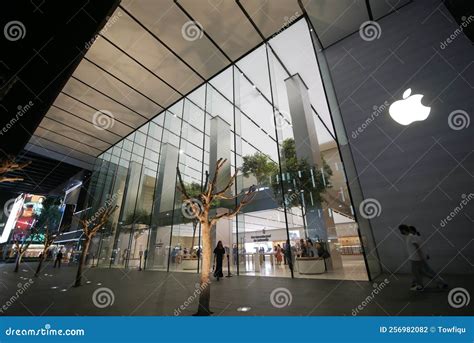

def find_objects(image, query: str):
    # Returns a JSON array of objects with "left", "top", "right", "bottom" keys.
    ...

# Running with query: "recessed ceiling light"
[
  {"left": 51, "top": 286, "right": 58, "bottom": 289},
  {"left": 237, "top": 306, "right": 251, "bottom": 312}
]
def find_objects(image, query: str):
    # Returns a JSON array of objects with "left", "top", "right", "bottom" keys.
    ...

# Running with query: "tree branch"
[
  {"left": 210, "top": 186, "right": 256, "bottom": 225},
  {"left": 214, "top": 168, "right": 239, "bottom": 198},
  {"left": 202, "top": 170, "right": 209, "bottom": 193},
  {"left": 0, "top": 176, "right": 25, "bottom": 183},
  {"left": 209, "top": 158, "right": 225, "bottom": 197},
  {"left": 0, "top": 157, "right": 31, "bottom": 184},
  {"left": 176, "top": 166, "right": 191, "bottom": 200}
]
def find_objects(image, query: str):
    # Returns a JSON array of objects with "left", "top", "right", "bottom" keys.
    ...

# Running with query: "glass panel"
[
  {"left": 169, "top": 98, "right": 205, "bottom": 273},
  {"left": 84, "top": 14, "right": 375, "bottom": 283},
  {"left": 234, "top": 63, "right": 288, "bottom": 278}
]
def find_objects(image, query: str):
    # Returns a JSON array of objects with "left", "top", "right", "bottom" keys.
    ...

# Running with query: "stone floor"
[
  {"left": 0, "top": 261, "right": 472, "bottom": 316},
  {"left": 143, "top": 254, "right": 368, "bottom": 281}
]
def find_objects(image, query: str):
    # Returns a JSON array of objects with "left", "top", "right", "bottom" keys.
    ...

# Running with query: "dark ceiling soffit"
[
  {"left": 0, "top": 0, "right": 121, "bottom": 156},
  {"left": 298, "top": 0, "right": 414, "bottom": 50}
]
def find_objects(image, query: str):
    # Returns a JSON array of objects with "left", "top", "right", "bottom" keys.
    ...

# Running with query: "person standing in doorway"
[
  {"left": 399, "top": 224, "right": 448, "bottom": 291},
  {"left": 54, "top": 250, "right": 63, "bottom": 268},
  {"left": 275, "top": 244, "right": 283, "bottom": 265},
  {"left": 232, "top": 244, "right": 238, "bottom": 266},
  {"left": 213, "top": 241, "right": 225, "bottom": 281},
  {"left": 284, "top": 240, "right": 293, "bottom": 272}
]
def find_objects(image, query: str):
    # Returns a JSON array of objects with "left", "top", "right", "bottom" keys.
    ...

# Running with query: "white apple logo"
[{"left": 388, "top": 88, "right": 431, "bottom": 125}]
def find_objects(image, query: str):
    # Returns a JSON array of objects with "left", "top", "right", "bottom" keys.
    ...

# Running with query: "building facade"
[{"left": 83, "top": 18, "right": 381, "bottom": 281}]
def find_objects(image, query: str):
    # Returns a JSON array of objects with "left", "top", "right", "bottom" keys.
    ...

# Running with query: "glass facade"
[{"left": 85, "top": 18, "right": 379, "bottom": 281}]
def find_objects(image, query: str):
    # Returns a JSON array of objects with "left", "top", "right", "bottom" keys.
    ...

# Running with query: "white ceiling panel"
[
  {"left": 121, "top": 0, "right": 229, "bottom": 79},
  {"left": 101, "top": 9, "right": 202, "bottom": 95},
  {"left": 239, "top": 0, "right": 304, "bottom": 39},
  {"left": 53, "top": 93, "right": 133, "bottom": 138},
  {"left": 62, "top": 78, "right": 150, "bottom": 128},
  {"left": 39, "top": 118, "right": 111, "bottom": 152},
  {"left": 46, "top": 106, "right": 121, "bottom": 145},
  {"left": 33, "top": 127, "right": 102, "bottom": 157},
  {"left": 86, "top": 37, "right": 179, "bottom": 108},
  {"left": 178, "top": 0, "right": 263, "bottom": 60},
  {"left": 73, "top": 59, "right": 162, "bottom": 118},
  {"left": 28, "top": 0, "right": 388, "bottom": 169},
  {"left": 26, "top": 138, "right": 96, "bottom": 167}
]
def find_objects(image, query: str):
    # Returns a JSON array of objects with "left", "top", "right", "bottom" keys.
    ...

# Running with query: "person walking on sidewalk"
[
  {"left": 53, "top": 250, "right": 63, "bottom": 268},
  {"left": 213, "top": 241, "right": 225, "bottom": 281},
  {"left": 399, "top": 224, "right": 448, "bottom": 291}
]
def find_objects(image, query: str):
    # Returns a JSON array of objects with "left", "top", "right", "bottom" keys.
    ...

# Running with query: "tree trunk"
[
  {"left": 14, "top": 252, "right": 23, "bottom": 273},
  {"left": 74, "top": 238, "right": 91, "bottom": 287},
  {"left": 35, "top": 254, "right": 44, "bottom": 277},
  {"left": 190, "top": 220, "right": 197, "bottom": 253},
  {"left": 35, "top": 245, "right": 49, "bottom": 277},
  {"left": 195, "top": 220, "right": 212, "bottom": 316}
]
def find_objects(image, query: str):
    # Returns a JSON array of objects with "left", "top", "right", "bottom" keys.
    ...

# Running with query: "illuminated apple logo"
[{"left": 388, "top": 88, "right": 431, "bottom": 125}]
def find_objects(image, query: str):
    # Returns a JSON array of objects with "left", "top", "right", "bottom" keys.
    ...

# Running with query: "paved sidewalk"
[{"left": 0, "top": 262, "right": 471, "bottom": 316}]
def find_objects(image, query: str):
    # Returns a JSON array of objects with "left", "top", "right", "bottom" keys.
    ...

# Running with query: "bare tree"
[
  {"left": 33, "top": 197, "right": 63, "bottom": 277},
  {"left": 74, "top": 204, "right": 118, "bottom": 287},
  {"left": 0, "top": 156, "right": 30, "bottom": 183},
  {"left": 12, "top": 229, "right": 38, "bottom": 273},
  {"left": 177, "top": 158, "right": 256, "bottom": 316}
]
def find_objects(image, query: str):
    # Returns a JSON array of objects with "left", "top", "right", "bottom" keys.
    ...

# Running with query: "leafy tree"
[
  {"left": 242, "top": 138, "right": 332, "bottom": 209},
  {"left": 124, "top": 209, "right": 151, "bottom": 225},
  {"left": 241, "top": 152, "right": 278, "bottom": 187}
]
